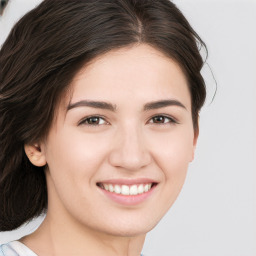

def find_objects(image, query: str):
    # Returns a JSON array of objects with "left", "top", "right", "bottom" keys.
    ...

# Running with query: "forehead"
[{"left": 62, "top": 44, "right": 191, "bottom": 112}]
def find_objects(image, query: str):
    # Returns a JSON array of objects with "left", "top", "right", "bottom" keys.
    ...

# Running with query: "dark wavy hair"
[{"left": 0, "top": 0, "right": 206, "bottom": 231}]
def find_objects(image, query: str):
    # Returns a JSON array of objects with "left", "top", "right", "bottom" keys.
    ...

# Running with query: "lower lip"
[{"left": 99, "top": 185, "right": 157, "bottom": 206}]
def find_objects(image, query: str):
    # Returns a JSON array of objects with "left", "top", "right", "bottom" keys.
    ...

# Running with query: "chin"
[{"left": 96, "top": 215, "right": 161, "bottom": 238}]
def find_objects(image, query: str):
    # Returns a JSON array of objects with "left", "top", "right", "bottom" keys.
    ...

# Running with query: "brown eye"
[
  {"left": 149, "top": 115, "right": 176, "bottom": 124},
  {"left": 153, "top": 116, "right": 165, "bottom": 123},
  {"left": 87, "top": 117, "right": 101, "bottom": 124},
  {"left": 79, "top": 116, "right": 107, "bottom": 126}
]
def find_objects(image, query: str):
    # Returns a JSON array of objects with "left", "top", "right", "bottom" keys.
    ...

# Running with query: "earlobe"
[{"left": 24, "top": 143, "right": 47, "bottom": 167}]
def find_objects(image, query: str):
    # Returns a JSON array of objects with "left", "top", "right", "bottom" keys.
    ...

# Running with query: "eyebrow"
[
  {"left": 143, "top": 99, "right": 186, "bottom": 111},
  {"left": 67, "top": 100, "right": 117, "bottom": 112},
  {"left": 67, "top": 99, "right": 186, "bottom": 112}
]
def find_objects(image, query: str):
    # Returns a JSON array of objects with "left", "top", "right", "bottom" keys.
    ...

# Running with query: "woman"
[{"left": 0, "top": 0, "right": 206, "bottom": 255}]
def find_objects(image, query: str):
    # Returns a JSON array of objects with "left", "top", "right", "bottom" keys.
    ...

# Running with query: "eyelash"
[{"left": 78, "top": 115, "right": 178, "bottom": 126}]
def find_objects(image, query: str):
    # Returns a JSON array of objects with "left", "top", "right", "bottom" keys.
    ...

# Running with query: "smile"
[
  {"left": 96, "top": 179, "right": 158, "bottom": 205},
  {"left": 97, "top": 183, "right": 153, "bottom": 196}
]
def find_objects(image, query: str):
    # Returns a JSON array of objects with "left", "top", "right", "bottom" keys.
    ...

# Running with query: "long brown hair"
[{"left": 0, "top": 0, "right": 206, "bottom": 231}]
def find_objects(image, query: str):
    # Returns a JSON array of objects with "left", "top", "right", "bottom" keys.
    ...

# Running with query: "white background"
[{"left": 0, "top": 0, "right": 256, "bottom": 255}]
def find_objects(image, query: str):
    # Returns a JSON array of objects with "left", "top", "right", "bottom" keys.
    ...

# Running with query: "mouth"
[{"left": 96, "top": 182, "right": 157, "bottom": 196}]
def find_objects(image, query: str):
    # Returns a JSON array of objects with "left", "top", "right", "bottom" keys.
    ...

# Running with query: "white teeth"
[
  {"left": 121, "top": 185, "right": 130, "bottom": 195},
  {"left": 114, "top": 185, "right": 121, "bottom": 194},
  {"left": 145, "top": 184, "right": 150, "bottom": 192},
  {"left": 138, "top": 184, "right": 144, "bottom": 194},
  {"left": 130, "top": 185, "right": 138, "bottom": 195},
  {"left": 100, "top": 183, "right": 154, "bottom": 195},
  {"left": 109, "top": 184, "right": 114, "bottom": 192}
]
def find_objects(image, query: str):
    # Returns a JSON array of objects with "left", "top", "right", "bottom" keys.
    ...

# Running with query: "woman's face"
[{"left": 40, "top": 44, "right": 197, "bottom": 237}]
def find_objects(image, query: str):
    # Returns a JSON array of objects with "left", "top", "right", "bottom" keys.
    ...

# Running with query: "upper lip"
[{"left": 97, "top": 178, "right": 158, "bottom": 186}]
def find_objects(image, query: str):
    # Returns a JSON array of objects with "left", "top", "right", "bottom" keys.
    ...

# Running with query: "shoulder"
[{"left": 0, "top": 241, "right": 37, "bottom": 256}]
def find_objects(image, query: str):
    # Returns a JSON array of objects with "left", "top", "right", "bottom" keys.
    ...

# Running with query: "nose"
[{"left": 108, "top": 124, "right": 152, "bottom": 171}]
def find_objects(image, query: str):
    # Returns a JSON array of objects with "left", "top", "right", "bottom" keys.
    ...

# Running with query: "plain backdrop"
[{"left": 0, "top": 0, "right": 256, "bottom": 255}]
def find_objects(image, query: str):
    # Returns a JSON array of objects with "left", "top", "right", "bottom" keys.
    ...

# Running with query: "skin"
[{"left": 23, "top": 44, "right": 197, "bottom": 256}]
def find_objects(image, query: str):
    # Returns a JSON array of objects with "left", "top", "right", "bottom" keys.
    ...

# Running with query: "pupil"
[
  {"left": 89, "top": 117, "right": 99, "bottom": 124},
  {"left": 154, "top": 116, "right": 164, "bottom": 123}
]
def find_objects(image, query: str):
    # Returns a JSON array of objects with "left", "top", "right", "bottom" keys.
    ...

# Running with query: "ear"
[
  {"left": 190, "top": 127, "right": 199, "bottom": 162},
  {"left": 24, "top": 143, "right": 47, "bottom": 167}
]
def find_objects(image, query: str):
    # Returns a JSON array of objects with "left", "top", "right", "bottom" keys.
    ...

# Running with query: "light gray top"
[{"left": 0, "top": 241, "right": 37, "bottom": 256}]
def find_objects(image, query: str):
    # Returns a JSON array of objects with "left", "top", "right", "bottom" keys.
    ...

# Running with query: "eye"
[
  {"left": 148, "top": 115, "right": 177, "bottom": 125},
  {"left": 78, "top": 116, "right": 108, "bottom": 126}
]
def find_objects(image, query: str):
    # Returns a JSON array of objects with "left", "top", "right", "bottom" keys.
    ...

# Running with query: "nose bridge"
[
  {"left": 123, "top": 124, "right": 142, "bottom": 155},
  {"left": 108, "top": 121, "right": 151, "bottom": 170}
]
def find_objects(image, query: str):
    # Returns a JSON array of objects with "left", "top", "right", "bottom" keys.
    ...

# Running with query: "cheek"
[
  {"left": 148, "top": 127, "right": 195, "bottom": 172},
  {"left": 43, "top": 130, "right": 111, "bottom": 212},
  {"left": 44, "top": 128, "right": 112, "bottom": 182},
  {"left": 144, "top": 130, "right": 193, "bottom": 218}
]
